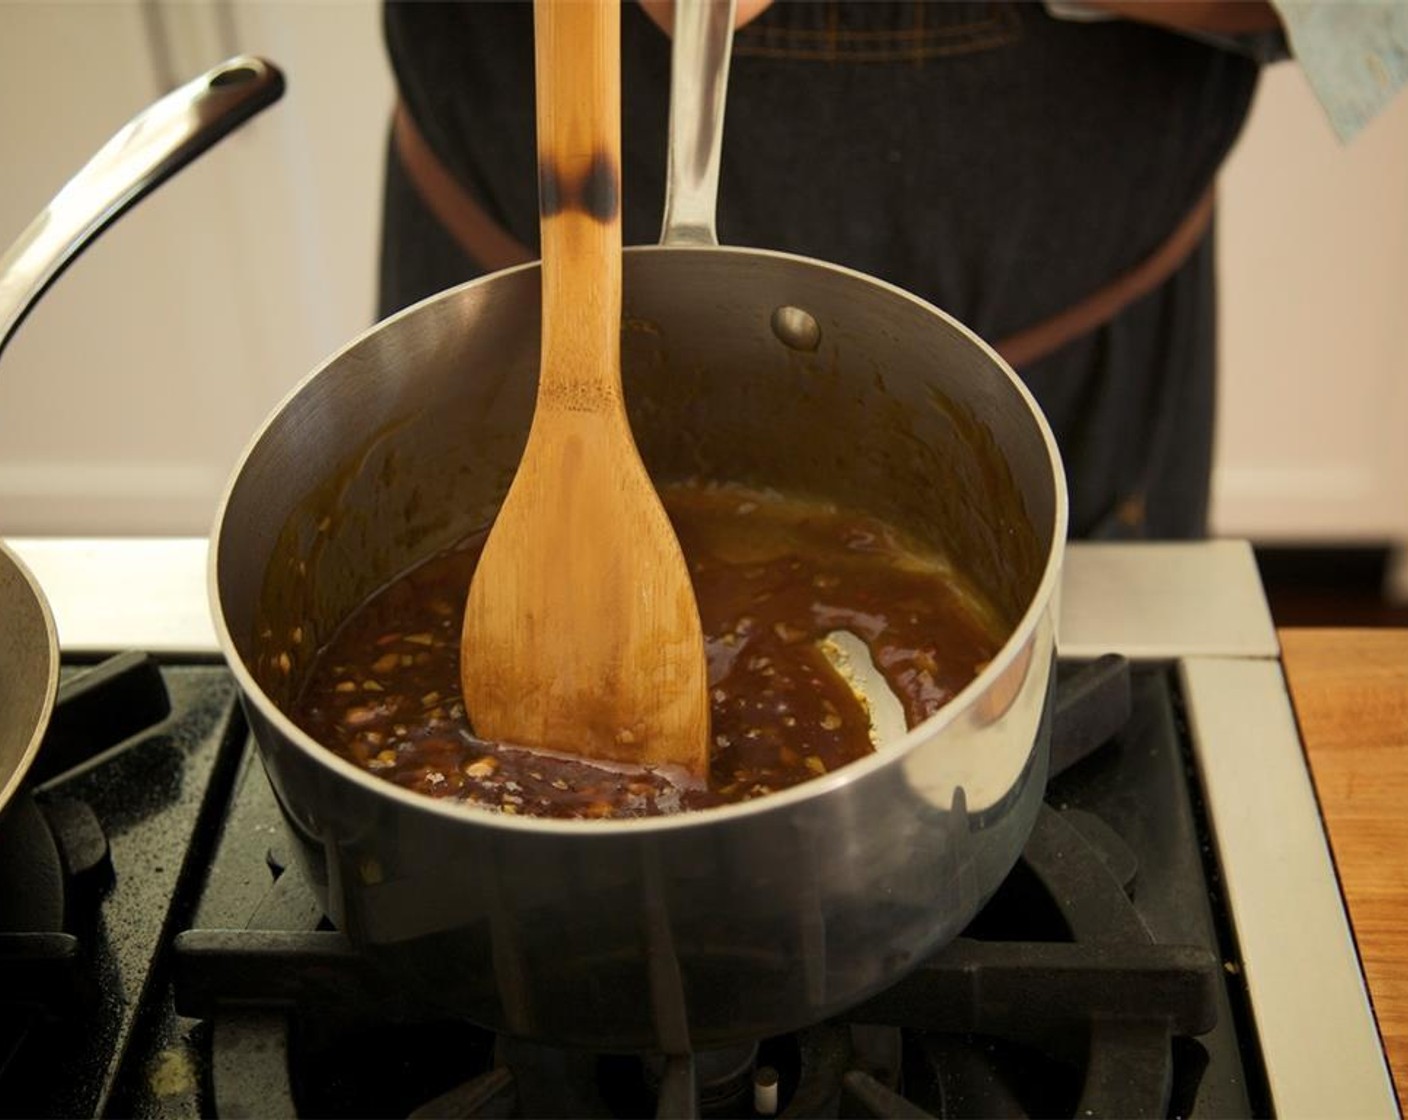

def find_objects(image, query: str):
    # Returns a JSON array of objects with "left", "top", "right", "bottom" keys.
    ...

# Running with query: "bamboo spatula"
[{"left": 460, "top": 0, "right": 710, "bottom": 782}]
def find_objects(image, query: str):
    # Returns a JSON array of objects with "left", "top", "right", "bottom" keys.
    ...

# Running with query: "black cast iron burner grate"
[
  {"left": 0, "top": 653, "right": 249, "bottom": 1120},
  {"left": 170, "top": 657, "right": 1226, "bottom": 1119},
  {"left": 0, "top": 654, "right": 170, "bottom": 1075}
]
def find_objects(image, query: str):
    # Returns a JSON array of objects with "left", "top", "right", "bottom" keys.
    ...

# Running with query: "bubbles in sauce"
[{"left": 291, "top": 484, "right": 1007, "bottom": 819}]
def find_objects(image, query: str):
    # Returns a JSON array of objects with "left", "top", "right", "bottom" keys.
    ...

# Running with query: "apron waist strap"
[
  {"left": 393, "top": 100, "right": 1214, "bottom": 369},
  {"left": 393, "top": 100, "right": 534, "bottom": 272},
  {"left": 993, "top": 186, "right": 1216, "bottom": 368}
]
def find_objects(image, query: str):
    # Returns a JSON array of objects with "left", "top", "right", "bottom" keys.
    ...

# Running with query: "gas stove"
[{"left": 0, "top": 538, "right": 1397, "bottom": 1117}]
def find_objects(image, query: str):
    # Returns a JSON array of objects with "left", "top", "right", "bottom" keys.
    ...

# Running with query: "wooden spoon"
[{"left": 460, "top": 0, "right": 710, "bottom": 782}]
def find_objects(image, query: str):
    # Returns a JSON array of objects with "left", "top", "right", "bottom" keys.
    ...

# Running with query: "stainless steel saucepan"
[
  {"left": 0, "top": 542, "right": 58, "bottom": 823},
  {"left": 211, "top": 1, "right": 1067, "bottom": 1052},
  {"left": 3, "top": 12, "right": 1067, "bottom": 1053}
]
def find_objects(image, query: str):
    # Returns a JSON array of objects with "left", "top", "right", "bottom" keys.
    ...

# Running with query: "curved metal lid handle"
[
  {"left": 0, "top": 56, "right": 284, "bottom": 362},
  {"left": 659, "top": 0, "right": 737, "bottom": 247}
]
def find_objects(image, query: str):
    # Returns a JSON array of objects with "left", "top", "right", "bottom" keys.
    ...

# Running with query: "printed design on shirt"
[{"left": 734, "top": 1, "right": 1021, "bottom": 63}]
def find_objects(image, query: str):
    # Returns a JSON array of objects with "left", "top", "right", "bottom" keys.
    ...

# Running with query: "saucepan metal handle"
[
  {"left": 0, "top": 55, "right": 285, "bottom": 361},
  {"left": 659, "top": 0, "right": 736, "bottom": 247}
]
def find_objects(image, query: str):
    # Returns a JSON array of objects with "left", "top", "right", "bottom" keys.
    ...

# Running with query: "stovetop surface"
[
  {"left": 0, "top": 656, "right": 1268, "bottom": 1119},
  {"left": 0, "top": 659, "right": 242, "bottom": 1118}
]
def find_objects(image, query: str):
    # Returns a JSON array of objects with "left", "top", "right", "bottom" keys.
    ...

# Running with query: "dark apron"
[{"left": 378, "top": 1, "right": 1260, "bottom": 540}]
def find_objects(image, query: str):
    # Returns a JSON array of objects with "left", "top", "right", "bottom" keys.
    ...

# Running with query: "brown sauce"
[{"left": 291, "top": 484, "right": 1006, "bottom": 819}]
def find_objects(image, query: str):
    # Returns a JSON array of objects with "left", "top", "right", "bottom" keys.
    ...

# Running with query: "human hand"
[{"left": 638, "top": 0, "right": 774, "bottom": 36}]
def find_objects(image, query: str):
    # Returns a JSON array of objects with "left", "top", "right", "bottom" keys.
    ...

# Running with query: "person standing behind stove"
[{"left": 376, "top": 1, "right": 1407, "bottom": 541}]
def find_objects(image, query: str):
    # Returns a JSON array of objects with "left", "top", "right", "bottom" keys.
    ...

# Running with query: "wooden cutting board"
[{"left": 1279, "top": 627, "right": 1408, "bottom": 1113}]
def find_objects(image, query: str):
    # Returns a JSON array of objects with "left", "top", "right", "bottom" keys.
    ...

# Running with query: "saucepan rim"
[
  {"left": 209, "top": 243, "right": 1068, "bottom": 837},
  {"left": 0, "top": 539, "right": 61, "bottom": 817}
]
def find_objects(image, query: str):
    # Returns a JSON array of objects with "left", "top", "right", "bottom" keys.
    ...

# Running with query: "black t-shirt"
[{"left": 380, "top": 1, "right": 1262, "bottom": 539}]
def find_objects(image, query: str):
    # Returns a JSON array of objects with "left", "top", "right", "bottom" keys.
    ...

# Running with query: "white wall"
[
  {"left": 1, "top": 5, "right": 1405, "bottom": 555},
  {"left": 1213, "top": 60, "right": 1408, "bottom": 546},
  {"left": 0, "top": 0, "right": 393, "bottom": 536}
]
